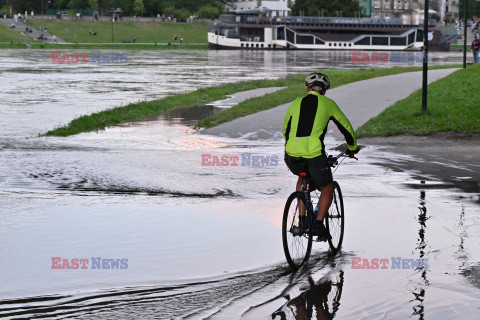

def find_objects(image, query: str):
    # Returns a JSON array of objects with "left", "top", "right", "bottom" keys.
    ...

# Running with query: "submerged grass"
[
  {"left": 357, "top": 63, "right": 480, "bottom": 137},
  {"left": 43, "top": 64, "right": 461, "bottom": 137}
]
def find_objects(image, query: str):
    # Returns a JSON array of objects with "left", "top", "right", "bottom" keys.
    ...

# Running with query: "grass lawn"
[
  {"left": 0, "top": 23, "right": 31, "bottom": 43},
  {"left": 43, "top": 65, "right": 461, "bottom": 137},
  {"left": 357, "top": 63, "right": 480, "bottom": 137},
  {"left": 27, "top": 20, "right": 207, "bottom": 44}
]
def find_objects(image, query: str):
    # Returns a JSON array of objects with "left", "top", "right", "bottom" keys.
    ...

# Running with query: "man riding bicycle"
[{"left": 283, "top": 72, "right": 358, "bottom": 240}]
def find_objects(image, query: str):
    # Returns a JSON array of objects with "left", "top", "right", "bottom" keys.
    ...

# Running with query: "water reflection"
[
  {"left": 272, "top": 271, "right": 344, "bottom": 320},
  {"left": 411, "top": 182, "right": 429, "bottom": 319},
  {"left": 455, "top": 205, "right": 468, "bottom": 268}
]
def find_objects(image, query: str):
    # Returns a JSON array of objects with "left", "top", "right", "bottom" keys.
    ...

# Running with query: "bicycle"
[{"left": 282, "top": 150, "right": 355, "bottom": 270}]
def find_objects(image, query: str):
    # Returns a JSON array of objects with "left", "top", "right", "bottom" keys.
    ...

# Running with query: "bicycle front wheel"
[
  {"left": 282, "top": 192, "right": 313, "bottom": 270},
  {"left": 326, "top": 181, "right": 344, "bottom": 253}
]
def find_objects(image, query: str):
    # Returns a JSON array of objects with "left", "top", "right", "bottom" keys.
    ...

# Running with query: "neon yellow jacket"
[{"left": 283, "top": 91, "right": 357, "bottom": 158}]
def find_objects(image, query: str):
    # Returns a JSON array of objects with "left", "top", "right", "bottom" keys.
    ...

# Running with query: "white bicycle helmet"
[{"left": 305, "top": 72, "right": 330, "bottom": 91}]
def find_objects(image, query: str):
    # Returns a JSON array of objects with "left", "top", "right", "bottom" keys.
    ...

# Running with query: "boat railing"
[{"left": 217, "top": 15, "right": 436, "bottom": 27}]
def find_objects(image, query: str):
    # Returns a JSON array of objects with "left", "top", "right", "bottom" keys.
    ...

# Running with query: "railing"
[{"left": 219, "top": 15, "right": 413, "bottom": 25}]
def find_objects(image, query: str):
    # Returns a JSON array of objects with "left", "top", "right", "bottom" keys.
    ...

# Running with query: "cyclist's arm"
[
  {"left": 283, "top": 102, "right": 295, "bottom": 142},
  {"left": 330, "top": 102, "right": 357, "bottom": 151}
]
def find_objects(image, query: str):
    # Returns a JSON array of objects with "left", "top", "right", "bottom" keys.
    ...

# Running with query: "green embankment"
[
  {"left": 43, "top": 65, "right": 461, "bottom": 137},
  {"left": 357, "top": 63, "right": 480, "bottom": 137},
  {"left": 0, "top": 23, "right": 31, "bottom": 47},
  {"left": 27, "top": 20, "right": 207, "bottom": 44}
]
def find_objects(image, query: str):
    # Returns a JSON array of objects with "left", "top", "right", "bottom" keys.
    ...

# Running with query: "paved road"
[{"left": 201, "top": 68, "right": 459, "bottom": 140}]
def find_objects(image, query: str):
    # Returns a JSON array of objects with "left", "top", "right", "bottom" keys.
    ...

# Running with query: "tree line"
[{"left": 2, "top": 0, "right": 233, "bottom": 19}]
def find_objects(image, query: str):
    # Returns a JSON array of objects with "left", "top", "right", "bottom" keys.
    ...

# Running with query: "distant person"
[
  {"left": 53, "top": 34, "right": 57, "bottom": 43},
  {"left": 11, "top": 22, "right": 15, "bottom": 28},
  {"left": 94, "top": 12, "right": 98, "bottom": 21},
  {"left": 472, "top": 35, "right": 480, "bottom": 63},
  {"left": 24, "top": 11, "right": 27, "bottom": 20},
  {"left": 180, "top": 35, "right": 183, "bottom": 43},
  {"left": 31, "top": 11, "right": 34, "bottom": 20},
  {"left": 173, "top": 34, "right": 177, "bottom": 42}
]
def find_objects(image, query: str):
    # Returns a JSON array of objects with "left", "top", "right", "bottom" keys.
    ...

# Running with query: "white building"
[{"left": 227, "top": 1, "right": 293, "bottom": 17}]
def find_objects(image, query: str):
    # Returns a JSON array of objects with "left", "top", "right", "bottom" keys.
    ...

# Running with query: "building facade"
[
  {"left": 226, "top": 1, "right": 293, "bottom": 17},
  {"left": 371, "top": 0, "right": 417, "bottom": 20}
]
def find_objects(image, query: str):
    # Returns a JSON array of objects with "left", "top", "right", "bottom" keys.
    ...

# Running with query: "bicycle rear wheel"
[
  {"left": 326, "top": 181, "right": 344, "bottom": 253},
  {"left": 282, "top": 192, "right": 313, "bottom": 270}
]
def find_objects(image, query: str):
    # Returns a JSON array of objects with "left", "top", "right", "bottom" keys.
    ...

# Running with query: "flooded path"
[{"left": 1, "top": 50, "right": 479, "bottom": 319}]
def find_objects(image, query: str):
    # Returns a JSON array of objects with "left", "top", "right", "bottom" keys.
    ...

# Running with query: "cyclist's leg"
[
  {"left": 307, "top": 154, "right": 333, "bottom": 221},
  {"left": 285, "top": 153, "right": 306, "bottom": 215},
  {"left": 317, "top": 183, "right": 333, "bottom": 220}
]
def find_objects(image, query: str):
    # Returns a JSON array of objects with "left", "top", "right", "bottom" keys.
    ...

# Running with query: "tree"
[
  {"left": 88, "top": 0, "right": 97, "bottom": 10},
  {"left": 198, "top": 4, "right": 221, "bottom": 17},
  {"left": 134, "top": 0, "right": 145, "bottom": 15},
  {"left": 459, "top": 0, "right": 480, "bottom": 20}
]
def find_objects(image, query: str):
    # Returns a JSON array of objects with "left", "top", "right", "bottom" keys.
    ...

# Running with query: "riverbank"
[
  {"left": 0, "top": 20, "right": 207, "bottom": 49},
  {"left": 42, "top": 65, "right": 459, "bottom": 137},
  {"left": 27, "top": 20, "right": 207, "bottom": 44},
  {"left": 357, "top": 63, "right": 480, "bottom": 137}
]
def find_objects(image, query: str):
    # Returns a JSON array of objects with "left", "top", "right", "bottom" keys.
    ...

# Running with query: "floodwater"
[{"left": 1, "top": 49, "right": 479, "bottom": 319}]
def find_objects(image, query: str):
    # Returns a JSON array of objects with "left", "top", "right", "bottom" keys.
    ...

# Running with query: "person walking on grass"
[
  {"left": 180, "top": 35, "right": 183, "bottom": 43},
  {"left": 472, "top": 35, "right": 480, "bottom": 63}
]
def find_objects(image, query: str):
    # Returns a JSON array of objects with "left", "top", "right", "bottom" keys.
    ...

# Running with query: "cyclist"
[{"left": 283, "top": 72, "right": 358, "bottom": 240}]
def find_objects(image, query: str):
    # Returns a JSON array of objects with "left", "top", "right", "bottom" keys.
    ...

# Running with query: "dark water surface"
[{"left": 0, "top": 50, "right": 479, "bottom": 319}]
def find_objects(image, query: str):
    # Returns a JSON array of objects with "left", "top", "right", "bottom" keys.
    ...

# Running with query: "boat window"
[
  {"left": 287, "top": 29, "right": 295, "bottom": 43},
  {"left": 277, "top": 27, "right": 285, "bottom": 40},
  {"left": 297, "top": 34, "right": 314, "bottom": 44},
  {"left": 408, "top": 32, "right": 415, "bottom": 44},
  {"left": 355, "top": 37, "right": 370, "bottom": 45},
  {"left": 390, "top": 36, "right": 407, "bottom": 46},
  {"left": 372, "top": 37, "right": 388, "bottom": 45},
  {"left": 416, "top": 30, "right": 423, "bottom": 42},
  {"left": 315, "top": 38, "right": 325, "bottom": 45}
]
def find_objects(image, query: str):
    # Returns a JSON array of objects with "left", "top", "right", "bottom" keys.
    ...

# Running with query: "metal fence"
[{"left": 219, "top": 15, "right": 436, "bottom": 27}]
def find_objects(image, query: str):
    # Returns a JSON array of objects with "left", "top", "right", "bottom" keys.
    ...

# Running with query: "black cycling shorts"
[{"left": 284, "top": 153, "right": 333, "bottom": 189}]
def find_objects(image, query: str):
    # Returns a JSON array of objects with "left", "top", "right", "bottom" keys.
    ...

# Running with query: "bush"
[{"left": 197, "top": 5, "right": 221, "bottom": 18}]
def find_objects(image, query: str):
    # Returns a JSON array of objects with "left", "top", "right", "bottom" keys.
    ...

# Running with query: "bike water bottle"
[{"left": 314, "top": 204, "right": 318, "bottom": 220}]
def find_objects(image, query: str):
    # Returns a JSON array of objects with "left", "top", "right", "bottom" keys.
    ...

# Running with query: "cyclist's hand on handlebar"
[{"left": 346, "top": 148, "right": 359, "bottom": 158}]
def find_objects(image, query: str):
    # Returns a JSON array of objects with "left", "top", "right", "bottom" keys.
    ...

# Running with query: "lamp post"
[
  {"left": 462, "top": 0, "right": 468, "bottom": 68},
  {"left": 422, "top": 0, "right": 429, "bottom": 112}
]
